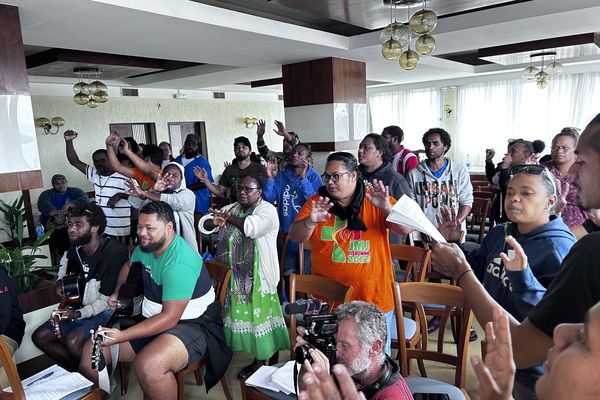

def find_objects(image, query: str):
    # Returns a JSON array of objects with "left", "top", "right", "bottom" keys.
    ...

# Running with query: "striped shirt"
[{"left": 85, "top": 165, "right": 131, "bottom": 236}]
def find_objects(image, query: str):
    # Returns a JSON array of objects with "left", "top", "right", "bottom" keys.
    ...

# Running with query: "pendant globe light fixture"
[
  {"left": 73, "top": 67, "right": 109, "bottom": 108},
  {"left": 522, "top": 51, "right": 563, "bottom": 89},
  {"left": 381, "top": 0, "right": 437, "bottom": 69},
  {"left": 380, "top": 1, "right": 409, "bottom": 61}
]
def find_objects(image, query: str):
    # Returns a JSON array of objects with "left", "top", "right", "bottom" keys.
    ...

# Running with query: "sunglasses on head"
[
  {"left": 508, "top": 164, "right": 557, "bottom": 196},
  {"left": 68, "top": 207, "right": 93, "bottom": 217}
]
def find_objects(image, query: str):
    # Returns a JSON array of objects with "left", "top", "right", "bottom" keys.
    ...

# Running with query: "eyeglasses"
[
  {"left": 236, "top": 185, "right": 259, "bottom": 193},
  {"left": 68, "top": 207, "right": 93, "bottom": 217},
  {"left": 321, "top": 171, "right": 351, "bottom": 183},
  {"left": 508, "top": 164, "right": 557, "bottom": 196},
  {"left": 551, "top": 145, "right": 574, "bottom": 153}
]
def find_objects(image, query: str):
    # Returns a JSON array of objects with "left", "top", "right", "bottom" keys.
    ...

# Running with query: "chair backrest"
[
  {"left": 288, "top": 274, "right": 354, "bottom": 359},
  {"left": 203, "top": 260, "right": 232, "bottom": 307},
  {"left": 0, "top": 337, "right": 25, "bottom": 399},
  {"left": 469, "top": 174, "right": 488, "bottom": 184},
  {"left": 392, "top": 282, "right": 474, "bottom": 390},
  {"left": 467, "top": 197, "right": 491, "bottom": 244},
  {"left": 473, "top": 190, "right": 495, "bottom": 201},
  {"left": 390, "top": 244, "right": 431, "bottom": 282}
]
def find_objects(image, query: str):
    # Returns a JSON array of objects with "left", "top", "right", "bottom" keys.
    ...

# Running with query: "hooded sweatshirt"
[
  {"left": 263, "top": 164, "right": 321, "bottom": 235},
  {"left": 407, "top": 158, "right": 473, "bottom": 227},
  {"left": 359, "top": 162, "right": 411, "bottom": 200},
  {"left": 465, "top": 216, "right": 576, "bottom": 390}
]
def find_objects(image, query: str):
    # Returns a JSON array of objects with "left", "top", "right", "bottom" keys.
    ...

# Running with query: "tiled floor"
[{"left": 109, "top": 321, "right": 485, "bottom": 399}]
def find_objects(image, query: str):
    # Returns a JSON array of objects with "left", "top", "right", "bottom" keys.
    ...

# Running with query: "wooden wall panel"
[
  {"left": 0, "top": 170, "right": 43, "bottom": 192},
  {"left": 283, "top": 57, "right": 365, "bottom": 107},
  {"left": 0, "top": 5, "right": 29, "bottom": 95}
]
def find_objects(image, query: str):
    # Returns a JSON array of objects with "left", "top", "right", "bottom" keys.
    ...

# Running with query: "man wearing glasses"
[{"left": 31, "top": 204, "right": 128, "bottom": 371}]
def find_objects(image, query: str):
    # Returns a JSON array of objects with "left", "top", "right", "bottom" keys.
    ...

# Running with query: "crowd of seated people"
[{"left": 3, "top": 114, "right": 600, "bottom": 400}]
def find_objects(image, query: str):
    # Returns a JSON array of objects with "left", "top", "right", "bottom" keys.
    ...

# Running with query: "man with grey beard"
[{"left": 296, "top": 301, "right": 413, "bottom": 400}]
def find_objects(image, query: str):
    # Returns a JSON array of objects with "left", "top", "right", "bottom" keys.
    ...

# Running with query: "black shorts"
[{"left": 130, "top": 320, "right": 208, "bottom": 366}]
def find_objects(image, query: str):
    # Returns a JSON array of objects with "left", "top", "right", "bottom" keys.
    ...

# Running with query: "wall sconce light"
[
  {"left": 244, "top": 117, "right": 258, "bottom": 128},
  {"left": 443, "top": 104, "right": 453, "bottom": 118},
  {"left": 35, "top": 117, "right": 65, "bottom": 135}
]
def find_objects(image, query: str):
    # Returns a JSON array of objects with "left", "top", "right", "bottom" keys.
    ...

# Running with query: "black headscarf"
[{"left": 318, "top": 180, "right": 367, "bottom": 231}]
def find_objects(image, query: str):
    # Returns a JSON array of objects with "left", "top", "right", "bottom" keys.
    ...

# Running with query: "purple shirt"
[{"left": 545, "top": 161, "right": 586, "bottom": 227}]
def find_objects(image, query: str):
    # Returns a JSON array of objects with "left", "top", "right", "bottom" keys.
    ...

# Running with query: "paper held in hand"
[{"left": 386, "top": 195, "right": 447, "bottom": 243}]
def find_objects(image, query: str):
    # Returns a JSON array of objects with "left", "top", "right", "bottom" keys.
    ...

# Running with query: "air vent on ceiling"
[
  {"left": 213, "top": 92, "right": 225, "bottom": 99},
  {"left": 121, "top": 88, "right": 139, "bottom": 97}
]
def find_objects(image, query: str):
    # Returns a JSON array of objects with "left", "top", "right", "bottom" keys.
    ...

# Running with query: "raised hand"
[
  {"left": 211, "top": 208, "right": 230, "bottom": 228},
  {"left": 436, "top": 205, "right": 463, "bottom": 242},
  {"left": 119, "top": 137, "right": 131, "bottom": 154},
  {"left": 126, "top": 178, "right": 144, "bottom": 197},
  {"left": 298, "top": 363, "right": 365, "bottom": 400},
  {"left": 486, "top": 148, "right": 496, "bottom": 162},
  {"left": 153, "top": 172, "right": 173, "bottom": 192},
  {"left": 499, "top": 235, "right": 528, "bottom": 271},
  {"left": 64, "top": 130, "right": 78, "bottom": 141},
  {"left": 266, "top": 160, "right": 278, "bottom": 179},
  {"left": 471, "top": 308, "right": 516, "bottom": 400},
  {"left": 256, "top": 119, "right": 266, "bottom": 138},
  {"left": 193, "top": 166, "right": 209, "bottom": 182},
  {"left": 273, "top": 120, "right": 288, "bottom": 137},
  {"left": 105, "top": 131, "right": 120, "bottom": 146},
  {"left": 431, "top": 242, "right": 469, "bottom": 280},
  {"left": 554, "top": 179, "right": 568, "bottom": 214},
  {"left": 223, "top": 160, "right": 231, "bottom": 169},
  {"left": 308, "top": 197, "right": 334, "bottom": 224},
  {"left": 365, "top": 179, "right": 392, "bottom": 213}
]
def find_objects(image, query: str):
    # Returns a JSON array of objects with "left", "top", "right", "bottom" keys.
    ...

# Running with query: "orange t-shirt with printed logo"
[{"left": 295, "top": 193, "right": 396, "bottom": 312}]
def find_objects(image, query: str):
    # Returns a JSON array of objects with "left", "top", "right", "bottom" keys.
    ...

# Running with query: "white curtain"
[
  {"left": 368, "top": 88, "right": 442, "bottom": 152},
  {"left": 455, "top": 72, "right": 600, "bottom": 167}
]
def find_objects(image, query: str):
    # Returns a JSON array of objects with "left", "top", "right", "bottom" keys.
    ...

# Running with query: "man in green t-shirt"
[{"left": 79, "top": 201, "right": 231, "bottom": 398}]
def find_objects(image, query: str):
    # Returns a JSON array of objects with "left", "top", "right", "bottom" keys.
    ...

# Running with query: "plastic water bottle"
[
  {"left": 36, "top": 221, "right": 45, "bottom": 239},
  {"left": 465, "top": 154, "right": 472, "bottom": 170}
]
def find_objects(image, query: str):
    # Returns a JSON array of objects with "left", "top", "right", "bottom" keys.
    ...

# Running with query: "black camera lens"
[{"left": 295, "top": 344, "right": 313, "bottom": 364}]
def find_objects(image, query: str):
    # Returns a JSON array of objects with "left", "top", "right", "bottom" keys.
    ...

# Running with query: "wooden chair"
[
  {"left": 390, "top": 243, "right": 431, "bottom": 283},
  {"left": 465, "top": 197, "right": 492, "bottom": 244},
  {"left": 288, "top": 273, "right": 354, "bottom": 360},
  {"left": 276, "top": 232, "right": 305, "bottom": 302},
  {"left": 392, "top": 282, "right": 474, "bottom": 399},
  {"left": 0, "top": 337, "right": 101, "bottom": 400},
  {"left": 119, "top": 260, "right": 233, "bottom": 400},
  {"left": 389, "top": 244, "right": 431, "bottom": 374},
  {"left": 175, "top": 260, "right": 233, "bottom": 400},
  {"left": 474, "top": 190, "right": 497, "bottom": 230}
]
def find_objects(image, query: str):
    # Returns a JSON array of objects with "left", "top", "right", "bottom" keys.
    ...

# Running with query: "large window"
[
  {"left": 368, "top": 88, "right": 441, "bottom": 152},
  {"left": 455, "top": 73, "right": 600, "bottom": 167}
]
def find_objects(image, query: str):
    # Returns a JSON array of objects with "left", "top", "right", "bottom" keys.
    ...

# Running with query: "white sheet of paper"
[
  {"left": 7, "top": 364, "right": 93, "bottom": 400},
  {"left": 386, "top": 195, "right": 447, "bottom": 243},
  {"left": 245, "top": 366, "right": 283, "bottom": 393},
  {"left": 269, "top": 361, "right": 297, "bottom": 395}
]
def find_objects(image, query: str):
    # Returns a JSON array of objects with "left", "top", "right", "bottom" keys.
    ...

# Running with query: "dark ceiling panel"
[
  {"left": 194, "top": 0, "right": 530, "bottom": 34},
  {"left": 25, "top": 48, "right": 202, "bottom": 80}
]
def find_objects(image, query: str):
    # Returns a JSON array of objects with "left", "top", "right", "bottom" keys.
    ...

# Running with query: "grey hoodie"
[{"left": 407, "top": 158, "right": 473, "bottom": 228}]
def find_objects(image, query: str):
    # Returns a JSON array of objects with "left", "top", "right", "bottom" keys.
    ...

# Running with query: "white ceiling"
[{"left": 11, "top": 0, "right": 600, "bottom": 93}]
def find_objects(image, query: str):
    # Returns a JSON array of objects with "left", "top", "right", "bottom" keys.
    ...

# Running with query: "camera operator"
[{"left": 296, "top": 301, "right": 413, "bottom": 400}]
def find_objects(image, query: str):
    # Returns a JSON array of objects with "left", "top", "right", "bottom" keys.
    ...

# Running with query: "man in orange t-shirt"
[{"left": 290, "top": 152, "right": 410, "bottom": 355}]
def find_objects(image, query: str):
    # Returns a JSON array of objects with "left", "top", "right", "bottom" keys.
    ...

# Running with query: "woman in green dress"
[{"left": 201, "top": 175, "right": 289, "bottom": 378}]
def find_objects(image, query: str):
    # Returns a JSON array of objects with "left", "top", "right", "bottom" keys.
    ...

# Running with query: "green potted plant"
[{"left": 0, "top": 196, "right": 55, "bottom": 294}]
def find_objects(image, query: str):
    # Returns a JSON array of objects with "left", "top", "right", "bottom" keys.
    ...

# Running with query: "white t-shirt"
[{"left": 86, "top": 165, "right": 131, "bottom": 237}]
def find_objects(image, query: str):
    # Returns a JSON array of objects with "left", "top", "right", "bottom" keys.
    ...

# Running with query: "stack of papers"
[
  {"left": 386, "top": 195, "right": 446, "bottom": 243},
  {"left": 246, "top": 360, "right": 297, "bottom": 395},
  {"left": 5, "top": 364, "right": 93, "bottom": 400}
]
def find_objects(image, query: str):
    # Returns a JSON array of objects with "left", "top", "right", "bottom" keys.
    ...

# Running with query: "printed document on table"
[
  {"left": 5, "top": 364, "right": 93, "bottom": 400},
  {"left": 246, "top": 361, "right": 297, "bottom": 395},
  {"left": 386, "top": 195, "right": 446, "bottom": 243}
]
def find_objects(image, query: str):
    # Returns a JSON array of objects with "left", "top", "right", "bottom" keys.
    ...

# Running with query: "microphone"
[{"left": 284, "top": 299, "right": 329, "bottom": 316}]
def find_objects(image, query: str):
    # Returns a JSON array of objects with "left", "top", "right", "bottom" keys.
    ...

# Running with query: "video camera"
[{"left": 287, "top": 299, "right": 338, "bottom": 368}]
